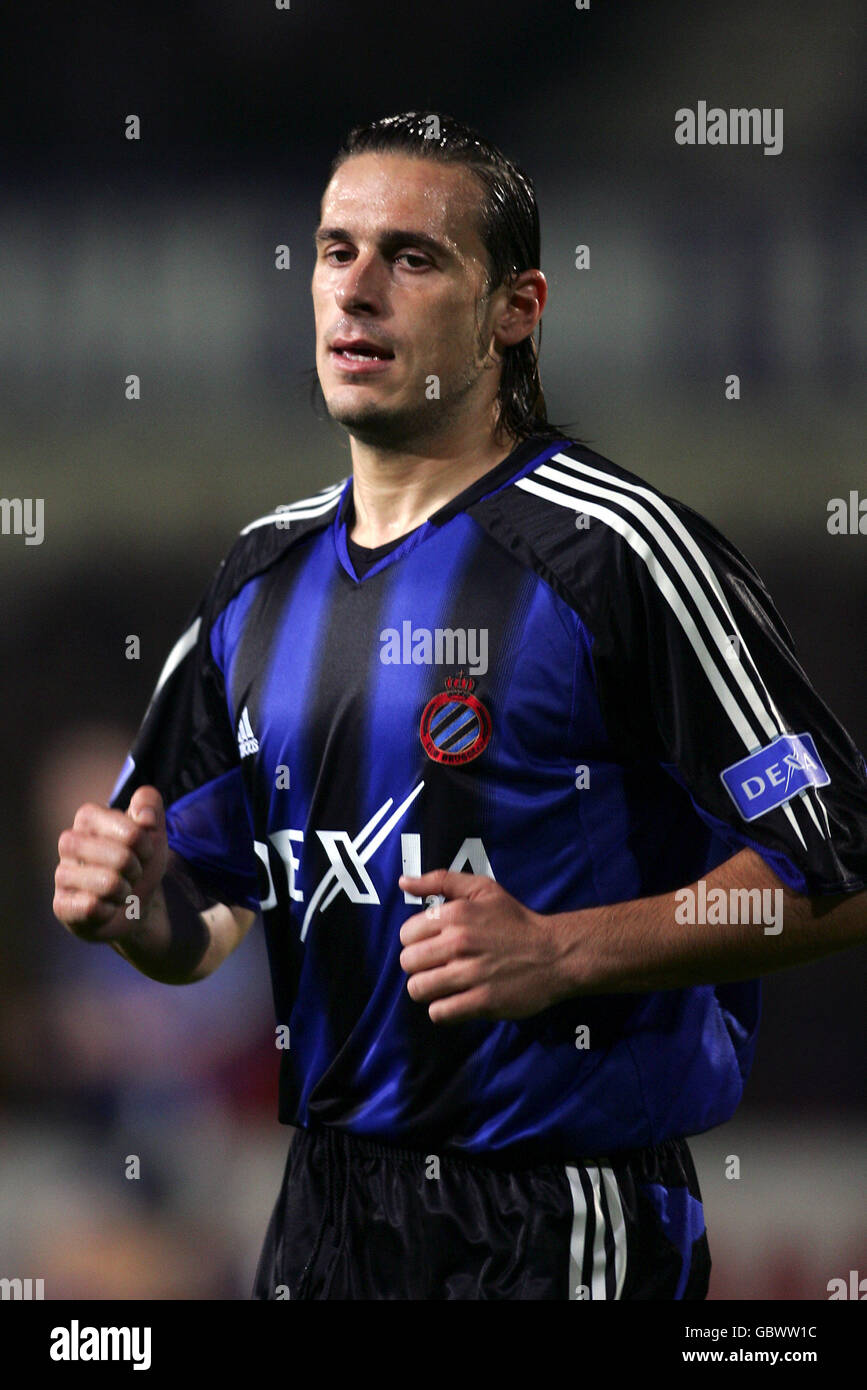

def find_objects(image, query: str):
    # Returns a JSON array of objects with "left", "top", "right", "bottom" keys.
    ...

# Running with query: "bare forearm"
[
  {"left": 397, "top": 857, "right": 867, "bottom": 1025},
  {"left": 109, "top": 870, "right": 214, "bottom": 984},
  {"left": 549, "top": 849, "right": 867, "bottom": 997}
]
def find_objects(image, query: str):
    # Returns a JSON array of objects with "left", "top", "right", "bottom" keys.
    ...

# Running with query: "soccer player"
[{"left": 54, "top": 112, "right": 867, "bottom": 1301}]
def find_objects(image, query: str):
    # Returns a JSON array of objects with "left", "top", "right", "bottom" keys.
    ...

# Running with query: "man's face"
[{"left": 312, "top": 152, "right": 504, "bottom": 447}]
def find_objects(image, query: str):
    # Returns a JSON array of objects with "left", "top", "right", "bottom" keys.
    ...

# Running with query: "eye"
[
  {"left": 324, "top": 247, "right": 354, "bottom": 263},
  {"left": 395, "top": 253, "right": 431, "bottom": 270}
]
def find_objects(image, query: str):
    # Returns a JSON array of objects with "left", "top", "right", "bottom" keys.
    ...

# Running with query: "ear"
[{"left": 491, "top": 269, "right": 547, "bottom": 350}]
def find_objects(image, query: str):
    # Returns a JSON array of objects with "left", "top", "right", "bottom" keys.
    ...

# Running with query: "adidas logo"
[{"left": 237, "top": 706, "right": 259, "bottom": 758}]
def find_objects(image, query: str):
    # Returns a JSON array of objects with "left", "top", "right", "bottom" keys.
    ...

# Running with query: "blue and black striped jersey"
[{"left": 110, "top": 432, "right": 867, "bottom": 1159}]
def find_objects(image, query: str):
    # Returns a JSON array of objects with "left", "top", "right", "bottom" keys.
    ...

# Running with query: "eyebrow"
[{"left": 313, "top": 227, "right": 454, "bottom": 260}]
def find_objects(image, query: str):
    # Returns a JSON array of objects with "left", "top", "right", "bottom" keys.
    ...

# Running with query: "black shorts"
[{"left": 252, "top": 1124, "right": 711, "bottom": 1300}]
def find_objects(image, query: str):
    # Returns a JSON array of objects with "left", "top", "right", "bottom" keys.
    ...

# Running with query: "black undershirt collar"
[{"left": 341, "top": 432, "right": 555, "bottom": 577}]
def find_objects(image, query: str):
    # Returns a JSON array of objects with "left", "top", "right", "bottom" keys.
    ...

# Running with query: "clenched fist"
[{"left": 53, "top": 786, "right": 169, "bottom": 944}]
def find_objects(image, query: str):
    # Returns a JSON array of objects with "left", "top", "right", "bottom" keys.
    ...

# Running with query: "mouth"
[{"left": 330, "top": 339, "right": 395, "bottom": 364}]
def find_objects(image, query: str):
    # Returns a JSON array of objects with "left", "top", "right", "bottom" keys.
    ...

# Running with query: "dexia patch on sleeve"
[{"left": 721, "top": 733, "right": 830, "bottom": 822}]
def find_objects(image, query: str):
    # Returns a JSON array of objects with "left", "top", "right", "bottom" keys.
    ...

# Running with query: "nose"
[{"left": 334, "top": 250, "right": 384, "bottom": 314}]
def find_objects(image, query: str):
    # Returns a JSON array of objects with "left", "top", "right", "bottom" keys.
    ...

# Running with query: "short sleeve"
[
  {"left": 109, "top": 564, "right": 260, "bottom": 911},
  {"left": 592, "top": 501, "right": 867, "bottom": 896}
]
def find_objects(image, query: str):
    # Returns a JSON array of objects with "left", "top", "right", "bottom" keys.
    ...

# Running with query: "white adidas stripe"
[
  {"left": 136, "top": 485, "right": 345, "bottom": 730},
  {"left": 565, "top": 1166, "right": 585, "bottom": 1299},
  {"left": 566, "top": 1163, "right": 627, "bottom": 1300},
  {"left": 542, "top": 458, "right": 782, "bottom": 739},
  {"left": 587, "top": 1166, "right": 610, "bottom": 1299},
  {"left": 545, "top": 453, "right": 831, "bottom": 843},
  {"left": 517, "top": 471, "right": 807, "bottom": 851},
  {"left": 152, "top": 617, "right": 201, "bottom": 698},
  {"left": 518, "top": 461, "right": 825, "bottom": 849},
  {"left": 240, "top": 481, "right": 346, "bottom": 535},
  {"left": 599, "top": 1165, "right": 628, "bottom": 1298}
]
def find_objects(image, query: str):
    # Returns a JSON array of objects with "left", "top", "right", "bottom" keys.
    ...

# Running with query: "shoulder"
[
  {"left": 208, "top": 477, "right": 348, "bottom": 615},
  {"left": 471, "top": 436, "right": 713, "bottom": 558},
  {"left": 468, "top": 437, "right": 761, "bottom": 634},
  {"left": 236, "top": 477, "right": 347, "bottom": 540},
  {"left": 466, "top": 433, "right": 783, "bottom": 650}
]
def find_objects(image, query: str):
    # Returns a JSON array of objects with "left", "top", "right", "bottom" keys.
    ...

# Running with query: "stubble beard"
[{"left": 323, "top": 355, "right": 489, "bottom": 453}]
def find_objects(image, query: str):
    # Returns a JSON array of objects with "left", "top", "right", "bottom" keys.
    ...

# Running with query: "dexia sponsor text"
[{"left": 49, "top": 1321, "right": 152, "bottom": 1371}]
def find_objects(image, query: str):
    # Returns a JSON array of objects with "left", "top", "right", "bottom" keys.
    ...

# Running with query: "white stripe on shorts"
[{"left": 565, "top": 1162, "right": 627, "bottom": 1300}]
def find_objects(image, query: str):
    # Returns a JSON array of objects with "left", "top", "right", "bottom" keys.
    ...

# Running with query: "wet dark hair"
[{"left": 323, "top": 110, "right": 575, "bottom": 445}]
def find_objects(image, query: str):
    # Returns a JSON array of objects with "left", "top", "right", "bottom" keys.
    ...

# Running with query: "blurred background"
[{"left": 1, "top": 0, "right": 864, "bottom": 1299}]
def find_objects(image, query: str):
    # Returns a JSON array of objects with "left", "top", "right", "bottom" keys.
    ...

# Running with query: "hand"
[
  {"left": 53, "top": 786, "right": 169, "bottom": 944},
  {"left": 397, "top": 869, "right": 563, "bottom": 1024}
]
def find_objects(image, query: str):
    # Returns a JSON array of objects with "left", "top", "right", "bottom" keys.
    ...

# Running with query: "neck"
[{"left": 347, "top": 417, "right": 520, "bottom": 548}]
